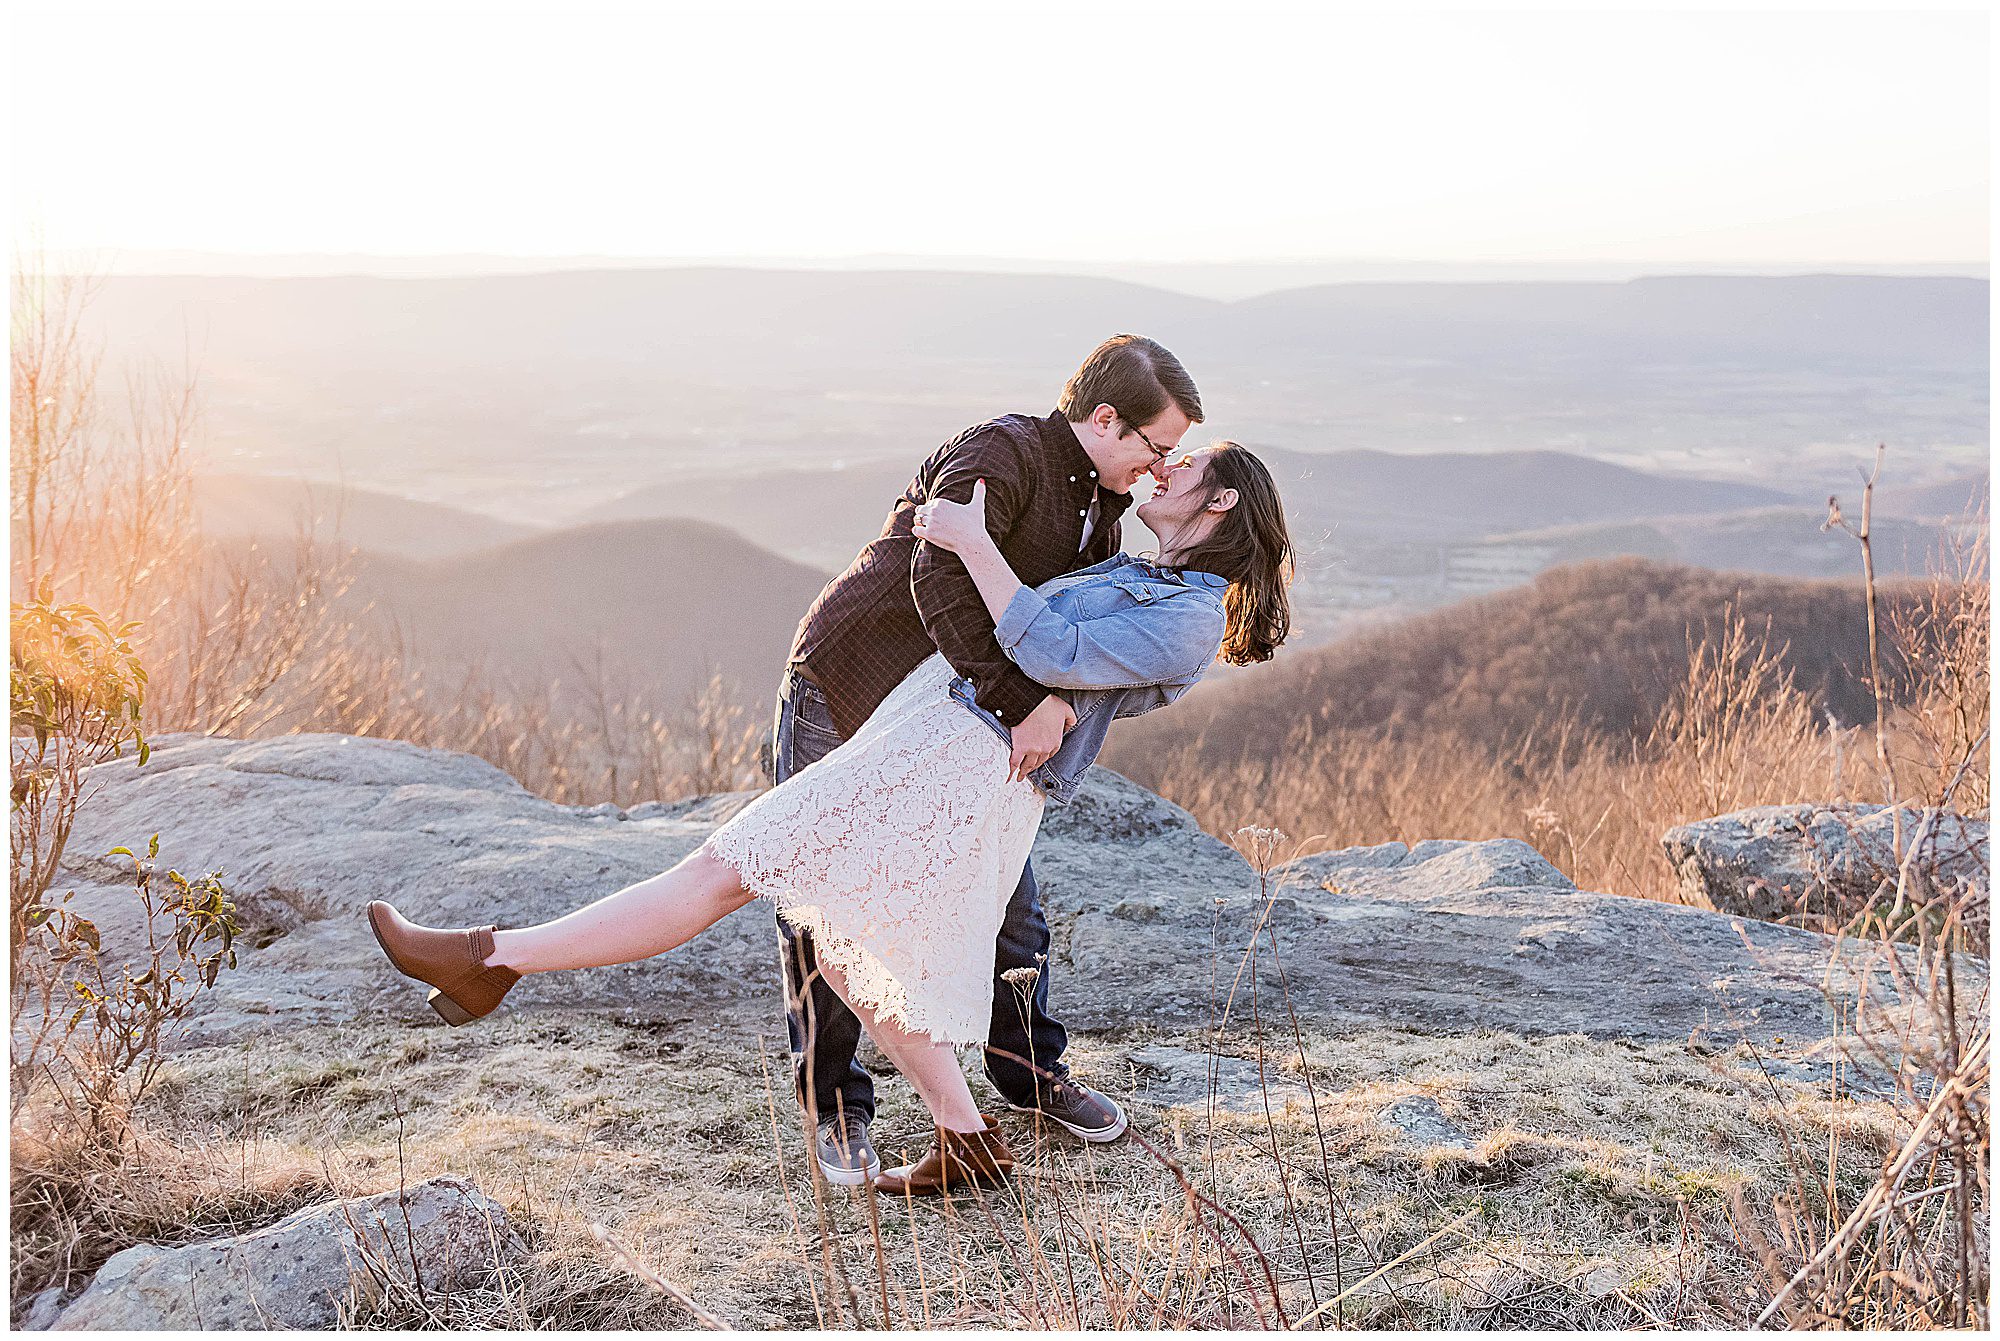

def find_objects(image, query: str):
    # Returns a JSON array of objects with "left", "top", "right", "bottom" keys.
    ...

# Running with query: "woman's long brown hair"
[{"left": 1163, "top": 441, "right": 1294, "bottom": 665}]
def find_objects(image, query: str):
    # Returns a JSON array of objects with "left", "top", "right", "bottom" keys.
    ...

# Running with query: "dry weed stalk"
[
  {"left": 765, "top": 1031, "right": 1295, "bottom": 1329},
  {"left": 281, "top": 624, "right": 762, "bottom": 809},
  {"left": 1721, "top": 449, "right": 1990, "bottom": 1328},
  {"left": 10, "top": 253, "right": 356, "bottom": 744}
]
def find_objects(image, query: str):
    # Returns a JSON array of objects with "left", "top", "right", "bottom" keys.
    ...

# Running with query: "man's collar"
[
  {"left": 1037, "top": 409, "right": 1096, "bottom": 474},
  {"left": 1038, "top": 409, "right": 1133, "bottom": 516}
]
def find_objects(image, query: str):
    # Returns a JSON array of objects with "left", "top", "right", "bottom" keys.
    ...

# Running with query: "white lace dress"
[{"left": 700, "top": 654, "right": 1046, "bottom": 1044}]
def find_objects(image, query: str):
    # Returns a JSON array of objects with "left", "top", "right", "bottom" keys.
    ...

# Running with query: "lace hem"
[
  {"left": 703, "top": 830, "right": 992, "bottom": 1045},
  {"left": 695, "top": 652, "right": 1038, "bottom": 1048}
]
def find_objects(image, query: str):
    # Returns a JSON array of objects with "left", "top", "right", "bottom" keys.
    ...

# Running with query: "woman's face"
[{"left": 1134, "top": 447, "right": 1214, "bottom": 535}]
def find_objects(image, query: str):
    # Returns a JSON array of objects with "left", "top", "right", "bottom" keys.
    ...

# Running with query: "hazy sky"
[{"left": 10, "top": 0, "right": 1991, "bottom": 265}]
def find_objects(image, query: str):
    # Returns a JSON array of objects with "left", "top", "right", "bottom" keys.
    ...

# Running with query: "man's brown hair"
[{"left": 1057, "top": 334, "right": 1204, "bottom": 428}]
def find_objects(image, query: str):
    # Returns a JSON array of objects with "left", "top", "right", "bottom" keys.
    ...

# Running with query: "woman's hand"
[{"left": 911, "top": 479, "right": 997, "bottom": 556}]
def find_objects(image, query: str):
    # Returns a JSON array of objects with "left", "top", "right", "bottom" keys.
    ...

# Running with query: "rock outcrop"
[
  {"left": 45, "top": 732, "right": 1981, "bottom": 1059},
  {"left": 29, "top": 730, "right": 1990, "bottom": 1333},
  {"left": 45, "top": 733, "right": 776, "bottom": 1043},
  {"left": 49, "top": 1175, "right": 523, "bottom": 1330},
  {"left": 1662, "top": 803, "right": 1989, "bottom": 938},
  {"left": 1187, "top": 835, "right": 1916, "bottom": 1045}
]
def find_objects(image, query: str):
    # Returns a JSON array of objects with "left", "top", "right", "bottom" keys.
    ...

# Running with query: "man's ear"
[
  {"left": 1089, "top": 403, "right": 1118, "bottom": 433},
  {"left": 1207, "top": 487, "right": 1240, "bottom": 513}
]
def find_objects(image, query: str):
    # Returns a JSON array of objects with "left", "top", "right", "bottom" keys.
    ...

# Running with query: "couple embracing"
[{"left": 368, "top": 335, "right": 1295, "bottom": 1197}]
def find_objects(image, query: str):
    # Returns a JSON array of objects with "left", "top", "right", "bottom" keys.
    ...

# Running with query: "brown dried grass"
[{"left": 1143, "top": 568, "right": 1986, "bottom": 912}]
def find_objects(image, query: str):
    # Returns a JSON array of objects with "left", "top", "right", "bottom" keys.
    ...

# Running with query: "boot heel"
[{"left": 427, "top": 987, "right": 477, "bottom": 1026}]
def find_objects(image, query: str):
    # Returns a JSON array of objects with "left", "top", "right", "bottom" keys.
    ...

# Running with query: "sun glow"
[{"left": 9, "top": 1, "right": 1990, "bottom": 266}]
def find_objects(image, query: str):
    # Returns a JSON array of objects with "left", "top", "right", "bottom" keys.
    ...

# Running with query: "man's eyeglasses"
[{"left": 1121, "top": 417, "right": 1173, "bottom": 461}]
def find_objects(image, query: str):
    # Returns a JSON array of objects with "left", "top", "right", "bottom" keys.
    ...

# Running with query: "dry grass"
[
  {"left": 274, "top": 636, "right": 767, "bottom": 808},
  {"left": 8, "top": 1117, "right": 338, "bottom": 1306},
  {"left": 1144, "top": 570, "right": 1987, "bottom": 915},
  {"left": 11, "top": 1004, "right": 1929, "bottom": 1330}
]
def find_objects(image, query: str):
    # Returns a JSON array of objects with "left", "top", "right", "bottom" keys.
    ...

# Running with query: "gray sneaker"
[
  {"left": 1007, "top": 1077, "right": 1129, "bottom": 1143},
  {"left": 815, "top": 1111, "right": 880, "bottom": 1186}
]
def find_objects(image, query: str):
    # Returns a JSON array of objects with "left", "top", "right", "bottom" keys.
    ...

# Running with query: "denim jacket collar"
[
  {"left": 1142, "top": 560, "right": 1228, "bottom": 592},
  {"left": 1096, "top": 551, "right": 1229, "bottom": 594}
]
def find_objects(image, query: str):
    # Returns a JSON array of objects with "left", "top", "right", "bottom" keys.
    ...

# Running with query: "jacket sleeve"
[
  {"left": 992, "top": 584, "right": 1225, "bottom": 690},
  {"left": 909, "top": 430, "right": 1053, "bottom": 727}
]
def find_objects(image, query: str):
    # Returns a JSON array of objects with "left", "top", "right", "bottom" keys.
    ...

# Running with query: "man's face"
[{"left": 1079, "top": 403, "right": 1195, "bottom": 495}]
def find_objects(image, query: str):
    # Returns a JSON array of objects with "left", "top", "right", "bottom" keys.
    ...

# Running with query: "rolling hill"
[
  {"left": 576, "top": 461, "right": 918, "bottom": 572},
  {"left": 1253, "top": 445, "right": 1796, "bottom": 545},
  {"left": 1884, "top": 470, "right": 1990, "bottom": 520},
  {"left": 1478, "top": 506, "right": 1960, "bottom": 581},
  {"left": 1098, "top": 557, "right": 1927, "bottom": 789},
  {"left": 332, "top": 518, "right": 832, "bottom": 712},
  {"left": 194, "top": 473, "right": 536, "bottom": 560}
]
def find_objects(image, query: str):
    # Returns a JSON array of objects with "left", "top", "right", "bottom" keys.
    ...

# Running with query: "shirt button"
[
  {"left": 1069, "top": 475, "right": 1076, "bottom": 482},
  {"left": 1079, "top": 509, "right": 1088, "bottom": 517},
  {"left": 1089, "top": 470, "right": 1097, "bottom": 478}
]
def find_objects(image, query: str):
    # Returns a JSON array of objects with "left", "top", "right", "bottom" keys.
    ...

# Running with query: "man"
[{"left": 771, "top": 333, "right": 1203, "bottom": 1184}]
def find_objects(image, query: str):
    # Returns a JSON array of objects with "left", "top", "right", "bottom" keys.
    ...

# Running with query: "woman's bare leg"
[
  {"left": 815, "top": 957, "right": 986, "bottom": 1133},
  {"left": 486, "top": 847, "right": 754, "bottom": 974},
  {"left": 480, "top": 848, "right": 985, "bottom": 1133}
]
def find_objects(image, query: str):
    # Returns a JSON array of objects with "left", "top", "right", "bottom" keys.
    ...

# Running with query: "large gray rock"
[
  {"left": 1662, "top": 804, "right": 1989, "bottom": 937},
  {"left": 1061, "top": 825, "right": 1973, "bottom": 1047},
  {"left": 50, "top": 1175, "right": 522, "bottom": 1330},
  {"left": 48, "top": 734, "right": 1987, "bottom": 1057},
  {"left": 49, "top": 733, "right": 780, "bottom": 1042}
]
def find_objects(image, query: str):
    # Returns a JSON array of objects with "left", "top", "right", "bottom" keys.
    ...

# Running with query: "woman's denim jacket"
[{"left": 947, "top": 552, "right": 1228, "bottom": 805}]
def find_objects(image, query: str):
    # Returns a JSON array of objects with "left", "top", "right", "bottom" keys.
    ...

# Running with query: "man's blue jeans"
[{"left": 768, "top": 665, "right": 1069, "bottom": 1124}]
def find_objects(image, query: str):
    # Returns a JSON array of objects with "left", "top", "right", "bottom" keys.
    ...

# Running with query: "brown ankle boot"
[
  {"left": 872, "top": 1116, "right": 1016, "bottom": 1197},
  {"left": 366, "top": 900, "right": 521, "bottom": 1026}
]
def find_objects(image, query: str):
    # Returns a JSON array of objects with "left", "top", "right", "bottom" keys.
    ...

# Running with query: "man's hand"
[{"left": 1008, "top": 693, "right": 1076, "bottom": 783}]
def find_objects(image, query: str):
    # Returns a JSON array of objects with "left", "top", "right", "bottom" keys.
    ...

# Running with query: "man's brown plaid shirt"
[{"left": 788, "top": 409, "right": 1132, "bottom": 740}]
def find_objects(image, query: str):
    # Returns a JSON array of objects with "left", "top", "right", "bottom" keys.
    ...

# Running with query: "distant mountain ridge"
[
  {"left": 88, "top": 267, "right": 1987, "bottom": 550},
  {"left": 577, "top": 444, "right": 1807, "bottom": 568},
  {"left": 1254, "top": 445, "right": 1797, "bottom": 543},
  {"left": 194, "top": 473, "right": 534, "bottom": 560},
  {"left": 89, "top": 270, "right": 1987, "bottom": 374},
  {"left": 1483, "top": 507, "right": 1964, "bottom": 581},
  {"left": 1890, "top": 470, "right": 1990, "bottom": 519},
  {"left": 1219, "top": 274, "right": 1987, "bottom": 368},
  {"left": 333, "top": 516, "right": 832, "bottom": 712},
  {"left": 62, "top": 250, "right": 1991, "bottom": 300}
]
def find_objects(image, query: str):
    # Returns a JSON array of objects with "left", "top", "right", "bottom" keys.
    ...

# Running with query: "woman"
[{"left": 368, "top": 441, "right": 1292, "bottom": 1195}]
